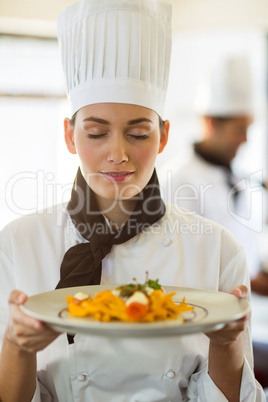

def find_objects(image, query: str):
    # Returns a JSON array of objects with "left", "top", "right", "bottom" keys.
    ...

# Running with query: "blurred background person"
[
  {"left": 159, "top": 55, "right": 268, "bottom": 295},
  {"left": 159, "top": 55, "right": 268, "bottom": 392}
]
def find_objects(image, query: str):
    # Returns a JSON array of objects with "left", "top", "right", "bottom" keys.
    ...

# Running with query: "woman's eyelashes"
[
  {"left": 128, "top": 134, "right": 149, "bottom": 140},
  {"left": 86, "top": 132, "right": 150, "bottom": 140},
  {"left": 87, "top": 133, "right": 107, "bottom": 139}
]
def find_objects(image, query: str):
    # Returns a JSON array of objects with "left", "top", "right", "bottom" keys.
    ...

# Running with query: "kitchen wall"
[{"left": 0, "top": 1, "right": 268, "bottom": 228}]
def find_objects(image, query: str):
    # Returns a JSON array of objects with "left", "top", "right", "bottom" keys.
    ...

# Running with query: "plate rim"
[{"left": 20, "top": 284, "right": 251, "bottom": 337}]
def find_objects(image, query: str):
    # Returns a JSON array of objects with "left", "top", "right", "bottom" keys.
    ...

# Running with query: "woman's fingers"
[
  {"left": 231, "top": 285, "right": 248, "bottom": 299},
  {"left": 206, "top": 285, "right": 249, "bottom": 345},
  {"left": 8, "top": 290, "right": 43, "bottom": 331},
  {"left": 231, "top": 285, "right": 251, "bottom": 320},
  {"left": 8, "top": 289, "right": 28, "bottom": 305},
  {"left": 6, "top": 290, "right": 60, "bottom": 353}
]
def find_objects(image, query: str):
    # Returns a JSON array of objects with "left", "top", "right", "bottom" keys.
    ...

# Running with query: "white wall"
[
  {"left": 1, "top": 0, "right": 268, "bottom": 34},
  {"left": 0, "top": 37, "right": 77, "bottom": 229},
  {"left": 0, "top": 28, "right": 267, "bottom": 229}
]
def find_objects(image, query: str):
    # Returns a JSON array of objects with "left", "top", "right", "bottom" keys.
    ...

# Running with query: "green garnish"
[
  {"left": 146, "top": 279, "right": 161, "bottom": 290},
  {"left": 117, "top": 277, "right": 162, "bottom": 298},
  {"left": 118, "top": 284, "right": 139, "bottom": 297}
]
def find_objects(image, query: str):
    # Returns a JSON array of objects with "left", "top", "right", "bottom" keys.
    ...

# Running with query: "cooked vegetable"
[
  {"left": 66, "top": 278, "right": 194, "bottom": 323},
  {"left": 125, "top": 302, "right": 149, "bottom": 320}
]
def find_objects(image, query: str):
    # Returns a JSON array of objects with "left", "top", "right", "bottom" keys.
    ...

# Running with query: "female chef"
[{"left": 0, "top": 0, "right": 265, "bottom": 401}]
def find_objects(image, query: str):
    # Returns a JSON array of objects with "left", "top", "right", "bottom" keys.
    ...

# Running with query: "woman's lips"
[{"left": 101, "top": 171, "right": 134, "bottom": 182}]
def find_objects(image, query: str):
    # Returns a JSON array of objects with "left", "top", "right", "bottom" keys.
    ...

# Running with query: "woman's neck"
[{"left": 97, "top": 197, "right": 137, "bottom": 228}]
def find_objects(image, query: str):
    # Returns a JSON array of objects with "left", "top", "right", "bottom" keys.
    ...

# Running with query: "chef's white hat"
[
  {"left": 194, "top": 56, "right": 254, "bottom": 117},
  {"left": 57, "top": 0, "right": 172, "bottom": 117}
]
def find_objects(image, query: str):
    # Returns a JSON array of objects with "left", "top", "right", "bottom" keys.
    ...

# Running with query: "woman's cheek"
[
  {"left": 135, "top": 145, "right": 158, "bottom": 166},
  {"left": 77, "top": 147, "right": 97, "bottom": 168}
]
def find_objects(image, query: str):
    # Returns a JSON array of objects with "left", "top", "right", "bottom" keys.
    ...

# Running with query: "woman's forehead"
[{"left": 77, "top": 103, "right": 159, "bottom": 122}]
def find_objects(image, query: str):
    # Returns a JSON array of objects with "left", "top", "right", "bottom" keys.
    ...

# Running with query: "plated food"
[
  {"left": 66, "top": 278, "right": 194, "bottom": 323},
  {"left": 20, "top": 285, "right": 250, "bottom": 337}
]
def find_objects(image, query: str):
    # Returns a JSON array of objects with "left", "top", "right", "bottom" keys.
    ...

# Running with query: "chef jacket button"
[
  {"left": 162, "top": 238, "right": 172, "bottom": 247},
  {"left": 166, "top": 369, "right": 176, "bottom": 379},
  {"left": 77, "top": 373, "right": 87, "bottom": 382}
]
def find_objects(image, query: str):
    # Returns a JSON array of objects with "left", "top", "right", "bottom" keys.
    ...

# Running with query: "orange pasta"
[{"left": 66, "top": 280, "right": 194, "bottom": 323}]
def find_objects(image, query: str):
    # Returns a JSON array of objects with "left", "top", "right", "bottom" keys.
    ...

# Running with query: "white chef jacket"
[
  {"left": 0, "top": 203, "right": 265, "bottom": 401},
  {"left": 158, "top": 150, "right": 263, "bottom": 278}
]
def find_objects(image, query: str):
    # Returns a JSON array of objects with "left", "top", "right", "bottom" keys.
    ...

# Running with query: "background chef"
[{"left": 159, "top": 55, "right": 268, "bottom": 295}]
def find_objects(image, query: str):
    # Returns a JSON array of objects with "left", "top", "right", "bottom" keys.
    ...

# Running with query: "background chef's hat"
[
  {"left": 57, "top": 0, "right": 172, "bottom": 117},
  {"left": 194, "top": 55, "right": 254, "bottom": 117}
]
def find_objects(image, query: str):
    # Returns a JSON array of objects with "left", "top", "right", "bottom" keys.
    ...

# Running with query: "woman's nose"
[{"left": 107, "top": 136, "right": 128, "bottom": 164}]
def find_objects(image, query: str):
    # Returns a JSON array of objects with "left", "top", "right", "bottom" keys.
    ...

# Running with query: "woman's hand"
[
  {"left": 5, "top": 289, "right": 60, "bottom": 354},
  {"left": 0, "top": 290, "right": 61, "bottom": 402},
  {"left": 206, "top": 285, "right": 249, "bottom": 345}
]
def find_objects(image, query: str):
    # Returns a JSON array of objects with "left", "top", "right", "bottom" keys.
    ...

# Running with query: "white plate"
[{"left": 20, "top": 285, "right": 250, "bottom": 338}]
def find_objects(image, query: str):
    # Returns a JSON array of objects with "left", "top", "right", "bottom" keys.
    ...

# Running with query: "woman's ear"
[
  {"left": 64, "top": 118, "right": 77, "bottom": 154},
  {"left": 158, "top": 120, "right": 170, "bottom": 154}
]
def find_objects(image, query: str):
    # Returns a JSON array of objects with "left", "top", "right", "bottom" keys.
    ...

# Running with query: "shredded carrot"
[
  {"left": 125, "top": 302, "right": 149, "bottom": 320},
  {"left": 66, "top": 289, "right": 194, "bottom": 323}
]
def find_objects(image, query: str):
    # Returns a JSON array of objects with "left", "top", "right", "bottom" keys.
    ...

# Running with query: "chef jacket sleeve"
[
  {"left": 186, "top": 234, "right": 266, "bottom": 401},
  {"left": 187, "top": 358, "right": 265, "bottom": 401},
  {"left": 0, "top": 225, "right": 16, "bottom": 345},
  {"left": 0, "top": 226, "right": 53, "bottom": 402},
  {"left": 30, "top": 380, "right": 53, "bottom": 402}
]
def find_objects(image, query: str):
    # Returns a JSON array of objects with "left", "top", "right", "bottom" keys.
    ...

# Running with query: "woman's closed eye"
[
  {"left": 128, "top": 134, "right": 149, "bottom": 140},
  {"left": 126, "top": 125, "right": 152, "bottom": 140},
  {"left": 87, "top": 133, "right": 108, "bottom": 139},
  {"left": 86, "top": 132, "right": 150, "bottom": 140}
]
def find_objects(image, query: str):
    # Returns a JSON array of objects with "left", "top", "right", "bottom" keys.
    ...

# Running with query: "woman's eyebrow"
[
  {"left": 82, "top": 117, "right": 153, "bottom": 125},
  {"left": 83, "top": 117, "right": 109, "bottom": 124},
  {"left": 127, "top": 118, "right": 153, "bottom": 125}
]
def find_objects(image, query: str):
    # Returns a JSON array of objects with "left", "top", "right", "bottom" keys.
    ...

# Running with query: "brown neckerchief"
[
  {"left": 56, "top": 167, "right": 165, "bottom": 289},
  {"left": 56, "top": 168, "right": 165, "bottom": 341}
]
